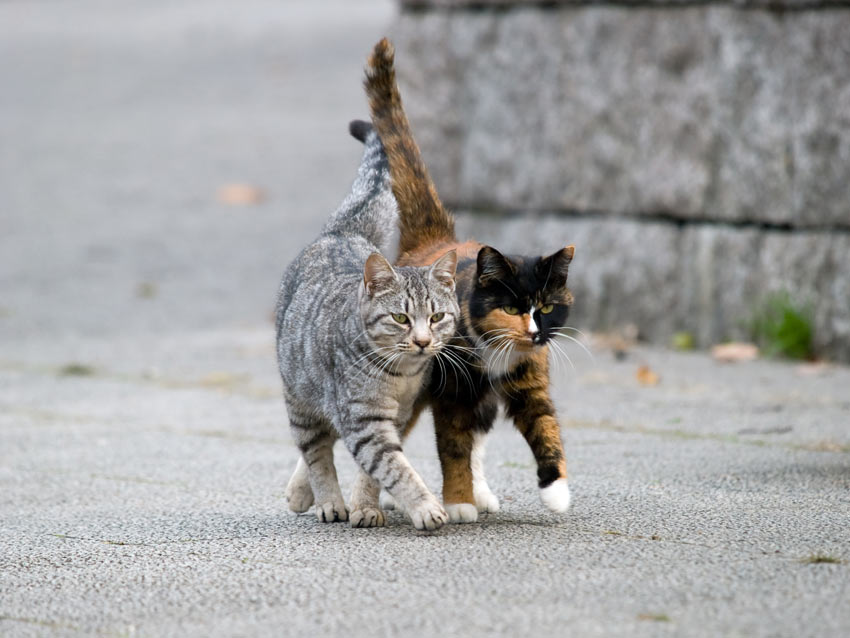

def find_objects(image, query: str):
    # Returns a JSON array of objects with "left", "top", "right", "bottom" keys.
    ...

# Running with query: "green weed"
[{"left": 748, "top": 291, "right": 814, "bottom": 360}]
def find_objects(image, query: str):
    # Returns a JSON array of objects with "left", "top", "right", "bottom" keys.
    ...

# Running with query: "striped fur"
[
  {"left": 363, "top": 38, "right": 576, "bottom": 522},
  {"left": 277, "top": 126, "right": 460, "bottom": 531}
]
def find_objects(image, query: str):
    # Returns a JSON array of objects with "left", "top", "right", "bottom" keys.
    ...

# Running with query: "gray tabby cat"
[{"left": 277, "top": 121, "right": 459, "bottom": 531}]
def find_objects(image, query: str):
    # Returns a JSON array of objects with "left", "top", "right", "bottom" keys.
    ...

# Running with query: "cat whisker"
[
  {"left": 439, "top": 347, "right": 476, "bottom": 394},
  {"left": 547, "top": 337, "right": 576, "bottom": 373},
  {"left": 552, "top": 331, "right": 595, "bottom": 362}
]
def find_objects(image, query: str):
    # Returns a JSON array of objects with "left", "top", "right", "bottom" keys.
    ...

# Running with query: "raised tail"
[
  {"left": 321, "top": 121, "right": 397, "bottom": 253},
  {"left": 364, "top": 38, "right": 456, "bottom": 254}
]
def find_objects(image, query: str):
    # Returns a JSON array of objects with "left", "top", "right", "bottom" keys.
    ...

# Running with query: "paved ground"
[{"left": 2, "top": 2, "right": 849, "bottom": 637}]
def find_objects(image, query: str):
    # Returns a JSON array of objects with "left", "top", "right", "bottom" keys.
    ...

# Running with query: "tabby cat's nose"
[{"left": 413, "top": 336, "right": 431, "bottom": 349}]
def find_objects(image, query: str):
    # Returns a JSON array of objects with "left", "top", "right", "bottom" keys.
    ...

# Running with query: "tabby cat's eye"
[
  {"left": 392, "top": 313, "right": 409, "bottom": 324},
  {"left": 503, "top": 305, "right": 520, "bottom": 315},
  {"left": 430, "top": 312, "right": 445, "bottom": 323},
  {"left": 540, "top": 304, "right": 555, "bottom": 314}
]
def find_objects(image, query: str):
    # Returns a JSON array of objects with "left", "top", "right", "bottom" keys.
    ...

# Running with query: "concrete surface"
[{"left": 1, "top": 1, "right": 849, "bottom": 637}]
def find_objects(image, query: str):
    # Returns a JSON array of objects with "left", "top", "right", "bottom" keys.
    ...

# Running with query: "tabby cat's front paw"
[
  {"left": 407, "top": 499, "right": 448, "bottom": 531},
  {"left": 350, "top": 507, "right": 386, "bottom": 528},
  {"left": 540, "top": 478, "right": 571, "bottom": 513},
  {"left": 445, "top": 503, "right": 478, "bottom": 524},
  {"left": 315, "top": 500, "right": 349, "bottom": 523}
]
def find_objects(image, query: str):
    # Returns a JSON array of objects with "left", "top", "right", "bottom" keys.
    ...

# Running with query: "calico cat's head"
[
  {"left": 360, "top": 250, "right": 459, "bottom": 358},
  {"left": 469, "top": 245, "right": 575, "bottom": 351}
]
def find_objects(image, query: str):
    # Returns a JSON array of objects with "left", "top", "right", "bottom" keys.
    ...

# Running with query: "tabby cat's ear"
[
  {"left": 429, "top": 250, "right": 457, "bottom": 291},
  {"left": 363, "top": 252, "right": 397, "bottom": 297},
  {"left": 477, "top": 246, "right": 514, "bottom": 287},
  {"left": 537, "top": 245, "right": 575, "bottom": 287}
]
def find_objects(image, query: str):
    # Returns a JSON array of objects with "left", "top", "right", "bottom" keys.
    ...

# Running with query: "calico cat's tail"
[{"left": 364, "top": 38, "right": 456, "bottom": 254}]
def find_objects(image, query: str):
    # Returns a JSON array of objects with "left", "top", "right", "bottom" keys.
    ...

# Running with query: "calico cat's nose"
[{"left": 413, "top": 336, "right": 431, "bottom": 350}]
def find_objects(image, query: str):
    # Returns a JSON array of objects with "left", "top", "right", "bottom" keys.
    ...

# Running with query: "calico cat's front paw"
[
  {"left": 407, "top": 499, "right": 448, "bottom": 531},
  {"left": 445, "top": 503, "right": 478, "bottom": 524},
  {"left": 315, "top": 500, "right": 349, "bottom": 523},
  {"left": 540, "top": 478, "right": 571, "bottom": 513},
  {"left": 350, "top": 507, "right": 386, "bottom": 528}
]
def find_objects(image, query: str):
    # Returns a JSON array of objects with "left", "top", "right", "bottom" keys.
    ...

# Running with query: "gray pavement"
[{"left": 2, "top": 2, "right": 849, "bottom": 637}]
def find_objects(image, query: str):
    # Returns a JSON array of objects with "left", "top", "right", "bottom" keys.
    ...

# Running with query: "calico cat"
[
  {"left": 363, "top": 38, "right": 575, "bottom": 523},
  {"left": 276, "top": 121, "right": 459, "bottom": 531}
]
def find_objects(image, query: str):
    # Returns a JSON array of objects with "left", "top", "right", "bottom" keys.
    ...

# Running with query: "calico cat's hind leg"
[
  {"left": 284, "top": 455, "right": 314, "bottom": 513},
  {"left": 471, "top": 433, "right": 500, "bottom": 513},
  {"left": 349, "top": 469, "right": 385, "bottom": 528},
  {"left": 293, "top": 426, "right": 348, "bottom": 523}
]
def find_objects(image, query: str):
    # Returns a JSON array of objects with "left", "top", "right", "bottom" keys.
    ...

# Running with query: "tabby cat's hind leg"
[
  {"left": 284, "top": 455, "right": 314, "bottom": 513},
  {"left": 296, "top": 428, "right": 349, "bottom": 523},
  {"left": 349, "top": 469, "right": 385, "bottom": 528}
]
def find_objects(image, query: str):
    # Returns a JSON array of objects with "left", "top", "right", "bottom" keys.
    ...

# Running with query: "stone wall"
[{"left": 390, "top": 0, "right": 850, "bottom": 360}]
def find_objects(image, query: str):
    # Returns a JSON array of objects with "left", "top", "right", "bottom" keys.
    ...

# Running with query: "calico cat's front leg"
[
  {"left": 432, "top": 395, "right": 499, "bottom": 523},
  {"left": 503, "top": 359, "right": 570, "bottom": 513}
]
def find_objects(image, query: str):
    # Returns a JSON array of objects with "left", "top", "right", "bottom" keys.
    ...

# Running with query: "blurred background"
[{"left": 2, "top": 0, "right": 848, "bottom": 361}]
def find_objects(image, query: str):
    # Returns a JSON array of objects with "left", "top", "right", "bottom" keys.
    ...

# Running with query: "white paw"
[
  {"left": 315, "top": 500, "right": 349, "bottom": 523},
  {"left": 446, "top": 503, "right": 478, "bottom": 524},
  {"left": 285, "top": 482, "right": 314, "bottom": 513},
  {"left": 350, "top": 507, "right": 386, "bottom": 528},
  {"left": 473, "top": 483, "right": 500, "bottom": 513},
  {"left": 407, "top": 499, "right": 448, "bottom": 531},
  {"left": 379, "top": 491, "right": 397, "bottom": 510},
  {"left": 539, "top": 479, "right": 571, "bottom": 513}
]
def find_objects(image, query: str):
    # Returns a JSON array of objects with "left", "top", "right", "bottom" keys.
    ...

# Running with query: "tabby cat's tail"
[{"left": 364, "top": 38, "right": 456, "bottom": 254}]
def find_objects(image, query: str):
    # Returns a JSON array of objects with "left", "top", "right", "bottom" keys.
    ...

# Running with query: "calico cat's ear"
[
  {"left": 477, "top": 246, "right": 514, "bottom": 287},
  {"left": 537, "top": 245, "right": 576, "bottom": 287},
  {"left": 364, "top": 252, "right": 397, "bottom": 297},
  {"left": 429, "top": 250, "right": 457, "bottom": 291}
]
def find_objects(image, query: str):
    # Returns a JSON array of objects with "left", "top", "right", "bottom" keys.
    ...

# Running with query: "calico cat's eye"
[
  {"left": 503, "top": 305, "right": 520, "bottom": 315},
  {"left": 540, "top": 304, "right": 555, "bottom": 314},
  {"left": 392, "top": 313, "right": 409, "bottom": 324},
  {"left": 430, "top": 312, "right": 445, "bottom": 323}
]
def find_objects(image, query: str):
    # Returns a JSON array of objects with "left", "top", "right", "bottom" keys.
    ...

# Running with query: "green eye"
[
  {"left": 392, "top": 313, "right": 409, "bottom": 324},
  {"left": 503, "top": 306, "right": 520, "bottom": 315},
  {"left": 430, "top": 312, "right": 445, "bottom": 323},
  {"left": 540, "top": 304, "right": 554, "bottom": 314}
]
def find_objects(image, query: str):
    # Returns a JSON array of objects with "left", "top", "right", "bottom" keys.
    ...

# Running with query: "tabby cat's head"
[
  {"left": 360, "top": 251, "right": 459, "bottom": 357},
  {"left": 469, "top": 245, "right": 575, "bottom": 351}
]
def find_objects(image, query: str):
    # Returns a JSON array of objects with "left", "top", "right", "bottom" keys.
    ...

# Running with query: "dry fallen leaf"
[
  {"left": 795, "top": 361, "right": 832, "bottom": 377},
  {"left": 711, "top": 342, "right": 759, "bottom": 362},
  {"left": 217, "top": 183, "right": 265, "bottom": 205},
  {"left": 636, "top": 365, "right": 660, "bottom": 386}
]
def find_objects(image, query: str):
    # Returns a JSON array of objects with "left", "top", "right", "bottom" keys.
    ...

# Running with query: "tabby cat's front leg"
[
  {"left": 504, "top": 361, "right": 570, "bottom": 513},
  {"left": 340, "top": 409, "right": 447, "bottom": 531}
]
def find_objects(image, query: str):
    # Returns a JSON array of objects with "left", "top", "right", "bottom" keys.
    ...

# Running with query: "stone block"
[
  {"left": 453, "top": 212, "right": 850, "bottom": 360},
  {"left": 393, "top": 6, "right": 850, "bottom": 228}
]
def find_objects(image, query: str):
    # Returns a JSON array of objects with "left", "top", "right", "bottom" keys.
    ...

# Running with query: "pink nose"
[{"left": 413, "top": 337, "right": 431, "bottom": 349}]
